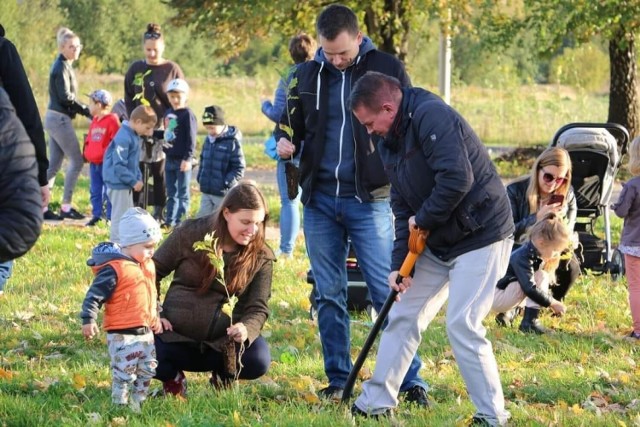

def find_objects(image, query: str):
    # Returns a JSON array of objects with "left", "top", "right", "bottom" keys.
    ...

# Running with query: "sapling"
[{"left": 193, "top": 232, "right": 243, "bottom": 380}]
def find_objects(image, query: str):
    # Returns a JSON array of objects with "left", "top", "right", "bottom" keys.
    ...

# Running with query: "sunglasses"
[
  {"left": 541, "top": 170, "right": 567, "bottom": 185},
  {"left": 144, "top": 32, "right": 162, "bottom": 40}
]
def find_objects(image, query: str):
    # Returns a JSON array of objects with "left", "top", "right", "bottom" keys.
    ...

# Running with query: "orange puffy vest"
[{"left": 96, "top": 259, "right": 158, "bottom": 331}]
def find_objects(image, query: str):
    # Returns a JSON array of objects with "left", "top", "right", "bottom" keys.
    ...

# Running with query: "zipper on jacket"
[
  {"left": 333, "top": 70, "right": 347, "bottom": 198},
  {"left": 350, "top": 58, "right": 363, "bottom": 203}
]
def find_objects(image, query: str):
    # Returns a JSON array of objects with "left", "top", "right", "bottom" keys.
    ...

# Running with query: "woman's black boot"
[{"left": 519, "top": 307, "right": 546, "bottom": 334}]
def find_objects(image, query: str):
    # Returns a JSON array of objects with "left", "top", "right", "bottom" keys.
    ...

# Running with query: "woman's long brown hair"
[{"left": 199, "top": 182, "right": 269, "bottom": 295}]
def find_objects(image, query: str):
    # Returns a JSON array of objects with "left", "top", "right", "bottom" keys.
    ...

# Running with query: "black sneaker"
[
  {"left": 318, "top": 385, "right": 348, "bottom": 401},
  {"left": 469, "top": 416, "right": 492, "bottom": 426},
  {"left": 629, "top": 331, "right": 640, "bottom": 339},
  {"left": 43, "top": 210, "right": 63, "bottom": 221},
  {"left": 403, "top": 385, "right": 431, "bottom": 407},
  {"left": 60, "top": 208, "right": 85, "bottom": 220},
  {"left": 351, "top": 403, "right": 393, "bottom": 419},
  {"left": 85, "top": 217, "right": 102, "bottom": 227}
]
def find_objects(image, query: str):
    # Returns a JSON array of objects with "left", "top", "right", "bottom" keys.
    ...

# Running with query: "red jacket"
[{"left": 84, "top": 113, "right": 120, "bottom": 164}]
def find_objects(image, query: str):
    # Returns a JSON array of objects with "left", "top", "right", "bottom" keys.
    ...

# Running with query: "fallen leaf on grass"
[
  {"left": 13, "top": 311, "right": 35, "bottom": 321},
  {"left": 86, "top": 412, "right": 102, "bottom": 424},
  {"left": 508, "top": 378, "right": 524, "bottom": 389},
  {"left": 571, "top": 403, "right": 585, "bottom": 414},
  {"left": 277, "top": 301, "right": 290, "bottom": 309},
  {"left": 358, "top": 366, "right": 372, "bottom": 381},
  {"left": 289, "top": 375, "right": 315, "bottom": 393},
  {"left": 33, "top": 377, "right": 58, "bottom": 391},
  {"left": 232, "top": 410, "right": 242, "bottom": 426},
  {"left": 73, "top": 373, "right": 86, "bottom": 390},
  {"left": 0, "top": 368, "right": 14, "bottom": 380},
  {"left": 301, "top": 391, "right": 320, "bottom": 403},
  {"left": 109, "top": 417, "right": 127, "bottom": 426},
  {"left": 549, "top": 370, "right": 562, "bottom": 379}
]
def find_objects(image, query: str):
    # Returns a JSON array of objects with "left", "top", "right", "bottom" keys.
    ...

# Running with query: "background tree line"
[{"left": 1, "top": 0, "right": 636, "bottom": 136}]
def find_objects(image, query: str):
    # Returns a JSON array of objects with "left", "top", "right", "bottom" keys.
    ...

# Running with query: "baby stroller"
[
  {"left": 551, "top": 122, "right": 629, "bottom": 279},
  {"left": 306, "top": 241, "right": 378, "bottom": 321}
]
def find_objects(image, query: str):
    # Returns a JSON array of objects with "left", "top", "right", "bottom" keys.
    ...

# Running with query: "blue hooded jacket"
[{"left": 102, "top": 122, "right": 142, "bottom": 190}]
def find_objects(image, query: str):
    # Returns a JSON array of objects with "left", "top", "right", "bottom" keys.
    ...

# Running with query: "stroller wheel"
[{"left": 609, "top": 248, "right": 625, "bottom": 281}]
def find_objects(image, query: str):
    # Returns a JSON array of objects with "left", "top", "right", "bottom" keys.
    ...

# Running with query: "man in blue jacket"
[
  {"left": 274, "top": 4, "right": 428, "bottom": 404},
  {"left": 348, "top": 71, "right": 514, "bottom": 426}
]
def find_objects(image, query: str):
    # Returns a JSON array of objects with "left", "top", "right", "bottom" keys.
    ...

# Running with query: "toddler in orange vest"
[{"left": 80, "top": 207, "right": 162, "bottom": 411}]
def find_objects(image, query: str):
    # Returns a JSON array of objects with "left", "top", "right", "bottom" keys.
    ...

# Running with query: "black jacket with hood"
[
  {"left": 273, "top": 37, "right": 410, "bottom": 204},
  {"left": 380, "top": 87, "right": 514, "bottom": 266}
]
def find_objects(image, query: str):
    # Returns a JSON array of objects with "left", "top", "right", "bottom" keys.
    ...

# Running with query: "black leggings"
[
  {"left": 552, "top": 255, "right": 581, "bottom": 301},
  {"left": 154, "top": 335, "right": 271, "bottom": 382}
]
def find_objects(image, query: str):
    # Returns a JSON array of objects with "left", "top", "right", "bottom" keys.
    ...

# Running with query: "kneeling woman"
[
  {"left": 153, "top": 182, "right": 274, "bottom": 395},
  {"left": 492, "top": 213, "right": 571, "bottom": 334}
]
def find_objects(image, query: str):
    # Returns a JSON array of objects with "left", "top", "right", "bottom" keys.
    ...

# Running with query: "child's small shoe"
[
  {"left": 129, "top": 400, "right": 141, "bottom": 413},
  {"left": 629, "top": 331, "right": 640, "bottom": 340}
]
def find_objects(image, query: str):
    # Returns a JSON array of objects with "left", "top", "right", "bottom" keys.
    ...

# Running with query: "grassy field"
[
  {"left": 32, "top": 73, "right": 610, "bottom": 147},
  {"left": 1, "top": 144, "right": 639, "bottom": 426}
]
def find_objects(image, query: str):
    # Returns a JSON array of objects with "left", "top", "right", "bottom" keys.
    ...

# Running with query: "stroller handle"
[{"left": 551, "top": 122, "right": 630, "bottom": 157}]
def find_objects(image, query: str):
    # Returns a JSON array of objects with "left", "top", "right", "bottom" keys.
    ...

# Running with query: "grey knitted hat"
[{"left": 119, "top": 207, "right": 161, "bottom": 247}]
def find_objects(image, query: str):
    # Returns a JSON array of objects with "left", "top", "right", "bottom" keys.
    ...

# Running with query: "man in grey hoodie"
[{"left": 274, "top": 4, "right": 428, "bottom": 405}]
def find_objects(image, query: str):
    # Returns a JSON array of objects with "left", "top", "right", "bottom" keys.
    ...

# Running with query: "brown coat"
[{"left": 153, "top": 215, "right": 274, "bottom": 351}]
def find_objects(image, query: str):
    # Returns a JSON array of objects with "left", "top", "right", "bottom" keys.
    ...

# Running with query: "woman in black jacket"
[
  {"left": 497, "top": 147, "right": 581, "bottom": 327},
  {"left": 44, "top": 27, "right": 91, "bottom": 221}
]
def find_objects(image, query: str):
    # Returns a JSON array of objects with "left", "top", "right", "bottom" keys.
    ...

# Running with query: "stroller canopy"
[
  {"left": 556, "top": 127, "right": 620, "bottom": 168},
  {"left": 554, "top": 126, "right": 622, "bottom": 209}
]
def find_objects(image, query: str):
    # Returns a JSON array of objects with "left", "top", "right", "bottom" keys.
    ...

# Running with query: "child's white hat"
[
  {"left": 119, "top": 207, "right": 161, "bottom": 247},
  {"left": 166, "top": 78, "right": 189, "bottom": 94}
]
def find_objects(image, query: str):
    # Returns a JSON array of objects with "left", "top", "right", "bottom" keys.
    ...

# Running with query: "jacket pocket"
[{"left": 437, "top": 189, "right": 488, "bottom": 246}]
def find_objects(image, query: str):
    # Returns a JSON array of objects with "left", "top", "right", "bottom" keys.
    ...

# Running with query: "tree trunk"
[
  {"left": 364, "top": 0, "right": 411, "bottom": 61},
  {"left": 608, "top": 30, "right": 639, "bottom": 139}
]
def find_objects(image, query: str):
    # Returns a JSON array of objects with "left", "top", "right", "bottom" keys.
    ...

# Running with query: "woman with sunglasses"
[
  {"left": 124, "top": 23, "right": 184, "bottom": 222},
  {"left": 498, "top": 146, "right": 580, "bottom": 332}
]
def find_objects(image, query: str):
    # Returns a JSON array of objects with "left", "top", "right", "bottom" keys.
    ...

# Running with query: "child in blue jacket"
[
  {"left": 103, "top": 105, "right": 156, "bottom": 243},
  {"left": 196, "top": 105, "right": 245, "bottom": 217}
]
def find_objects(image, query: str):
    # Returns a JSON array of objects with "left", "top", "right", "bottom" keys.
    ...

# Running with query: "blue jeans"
[
  {"left": 0, "top": 260, "right": 13, "bottom": 292},
  {"left": 89, "top": 163, "right": 111, "bottom": 219},
  {"left": 303, "top": 191, "right": 427, "bottom": 391},
  {"left": 164, "top": 158, "right": 191, "bottom": 226},
  {"left": 276, "top": 158, "right": 301, "bottom": 254}
]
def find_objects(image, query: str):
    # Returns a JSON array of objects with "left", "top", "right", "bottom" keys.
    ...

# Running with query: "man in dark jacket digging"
[{"left": 348, "top": 71, "right": 514, "bottom": 426}]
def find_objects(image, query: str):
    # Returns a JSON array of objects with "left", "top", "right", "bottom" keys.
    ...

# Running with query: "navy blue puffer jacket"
[
  {"left": 0, "top": 88, "right": 43, "bottom": 262},
  {"left": 197, "top": 126, "right": 245, "bottom": 196}
]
